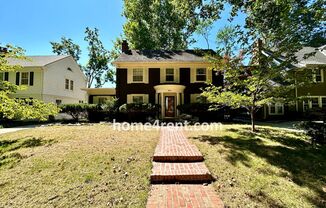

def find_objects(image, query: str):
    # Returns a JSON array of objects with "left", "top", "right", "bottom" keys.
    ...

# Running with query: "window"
[
  {"left": 303, "top": 100, "right": 309, "bottom": 112},
  {"left": 165, "top": 68, "right": 174, "bottom": 82},
  {"left": 55, "top": 100, "right": 62, "bottom": 105},
  {"left": 196, "top": 68, "right": 206, "bottom": 82},
  {"left": 65, "top": 79, "right": 69, "bottom": 89},
  {"left": 67, "top": 67, "right": 72, "bottom": 71},
  {"left": 322, "top": 97, "right": 326, "bottom": 108},
  {"left": 132, "top": 96, "right": 144, "bottom": 103},
  {"left": 311, "top": 97, "right": 319, "bottom": 108},
  {"left": 0, "top": 72, "right": 3, "bottom": 81},
  {"left": 21, "top": 72, "right": 29, "bottom": 85},
  {"left": 70, "top": 80, "right": 74, "bottom": 90},
  {"left": 79, "top": 100, "right": 84, "bottom": 104},
  {"left": 132, "top": 68, "right": 143, "bottom": 82},
  {"left": 268, "top": 103, "right": 284, "bottom": 115},
  {"left": 313, "top": 69, "right": 323, "bottom": 83}
]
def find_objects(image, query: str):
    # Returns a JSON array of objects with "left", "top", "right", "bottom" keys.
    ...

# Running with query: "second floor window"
[
  {"left": 65, "top": 79, "right": 69, "bottom": 89},
  {"left": 165, "top": 68, "right": 174, "bottom": 82},
  {"left": 21, "top": 72, "right": 29, "bottom": 85},
  {"left": 70, "top": 80, "right": 74, "bottom": 90},
  {"left": 313, "top": 69, "right": 323, "bottom": 83},
  {"left": 132, "top": 68, "right": 143, "bottom": 82},
  {"left": 196, "top": 68, "right": 206, "bottom": 82}
]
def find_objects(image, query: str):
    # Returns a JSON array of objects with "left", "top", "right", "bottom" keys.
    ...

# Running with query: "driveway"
[{"left": 0, "top": 125, "right": 37, "bottom": 135}]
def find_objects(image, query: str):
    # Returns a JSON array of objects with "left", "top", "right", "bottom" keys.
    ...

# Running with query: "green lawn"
[
  {"left": 186, "top": 124, "right": 326, "bottom": 208},
  {"left": 0, "top": 125, "right": 159, "bottom": 207}
]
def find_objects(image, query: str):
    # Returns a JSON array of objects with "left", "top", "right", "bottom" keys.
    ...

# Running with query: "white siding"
[{"left": 42, "top": 57, "right": 87, "bottom": 104}]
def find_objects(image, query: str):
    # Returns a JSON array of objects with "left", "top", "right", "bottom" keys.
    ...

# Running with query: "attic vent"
[{"left": 67, "top": 67, "right": 72, "bottom": 71}]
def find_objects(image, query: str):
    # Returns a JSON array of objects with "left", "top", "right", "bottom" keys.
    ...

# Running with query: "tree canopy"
[
  {"left": 122, "top": 0, "right": 220, "bottom": 50},
  {"left": 51, "top": 28, "right": 115, "bottom": 88}
]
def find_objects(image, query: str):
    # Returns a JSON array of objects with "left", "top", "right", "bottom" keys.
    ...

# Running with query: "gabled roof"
[
  {"left": 114, "top": 49, "right": 214, "bottom": 63},
  {"left": 293, "top": 45, "right": 326, "bottom": 67},
  {"left": 7, "top": 55, "right": 70, "bottom": 67}
]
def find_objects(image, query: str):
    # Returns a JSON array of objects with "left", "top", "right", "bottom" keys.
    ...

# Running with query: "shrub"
[
  {"left": 177, "top": 103, "right": 228, "bottom": 122},
  {"left": 118, "top": 103, "right": 161, "bottom": 122},
  {"left": 60, "top": 104, "right": 97, "bottom": 122},
  {"left": 87, "top": 98, "right": 119, "bottom": 122},
  {"left": 296, "top": 121, "right": 326, "bottom": 146}
]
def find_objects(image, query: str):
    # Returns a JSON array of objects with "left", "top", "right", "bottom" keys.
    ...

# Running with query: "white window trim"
[
  {"left": 127, "top": 68, "right": 149, "bottom": 84},
  {"left": 302, "top": 96, "right": 326, "bottom": 112},
  {"left": 162, "top": 68, "right": 179, "bottom": 83},
  {"left": 20, "top": 72, "right": 30, "bottom": 85},
  {"left": 65, "top": 78, "right": 70, "bottom": 90},
  {"left": 127, "top": 94, "right": 149, "bottom": 104},
  {"left": 195, "top": 68, "right": 207, "bottom": 83},
  {"left": 268, "top": 103, "right": 284, "bottom": 115},
  {"left": 313, "top": 68, "right": 324, "bottom": 83}
]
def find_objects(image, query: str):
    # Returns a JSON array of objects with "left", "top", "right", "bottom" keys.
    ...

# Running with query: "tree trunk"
[{"left": 251, "top": 110, "right": 256, "bottom": 132}]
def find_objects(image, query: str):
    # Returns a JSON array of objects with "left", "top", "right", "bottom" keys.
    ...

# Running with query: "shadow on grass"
[
  {"left": 0, "top": 137, "right": 56, "bottom": 168},
  {"left": 191, "top": 127, "right": 326, "bottom": 207}
]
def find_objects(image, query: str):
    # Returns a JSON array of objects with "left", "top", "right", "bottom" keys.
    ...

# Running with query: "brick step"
[
  {"left": 150, "top": 162, "right": 213, "bottom": 183},
  {"left": 154, "top": 129, "right": 204, "bottom": 162},
  {"left": 146, "top": 184, "right": 224, "bottom": 208}
]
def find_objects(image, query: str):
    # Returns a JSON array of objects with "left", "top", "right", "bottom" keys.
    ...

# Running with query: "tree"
[
  {"left": 0, "top": 45, "right": 59, "bottom": 121},
  {"left": 195, "top": 19, "right": 214, "bottom": 49},
  {"left": 123, "top": 0, "right": 219, "bottom": 50},
  {"left": 216, "top": 25, "right": 238, "bottom": 56},
  {"left": 50, "top": 37, "right": 81, "bottom": 62},
  {"left": 84, "top": 27, "right": 114, "bottom": 88},
  {"left": 201, "top": 0, "right": 324, "bottom": 132},
  {"left": 51, "top": 28, "right": 115, "bottom": 88}
]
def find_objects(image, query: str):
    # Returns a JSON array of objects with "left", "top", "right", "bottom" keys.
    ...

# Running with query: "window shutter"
[
  {"left": 16, "top": 72, "right": 20, "bottom": 85},
  {"left": 160, "top": 68, "right": 164, "bottom": 83},
  {"left": 144, "top": 68, "right": 149, "bottom": 83},
  {"left": 176, "top": 68, "right": 180, "bottom": 83},
  {"left": 144, "top": 94, "right": 149, "bottom": 103},
  {"left": 207, "top": 69, "right": 212, "bottom": 83},
  {"left": 190, "top": 68, "right": 195, "bottom": 83},
  {"left": 127, "top": 95, "right": 132, "bottom": 104},
  {"left": 29, "top": 72, "right": 34, "bottom": 86},
  {"left": 4, "top": 72, "right": 9, "bottom": 81},
  {"left": 127, "top": 69, "right": 132, "bottom": 83}
]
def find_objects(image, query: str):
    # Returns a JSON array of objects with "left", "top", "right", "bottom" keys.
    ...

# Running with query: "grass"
[
  {"left": 186, "top": 124, "right": 326, "bottom": 208},
  {"left": 0, "top": 124, "right": 159, "bottom": 207}
]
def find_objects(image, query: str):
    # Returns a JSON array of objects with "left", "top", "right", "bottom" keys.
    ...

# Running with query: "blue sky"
[{"left": 0, "top": 0, "right": 245, "bottom": 87}]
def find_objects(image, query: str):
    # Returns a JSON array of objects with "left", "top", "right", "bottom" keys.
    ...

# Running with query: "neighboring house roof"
[
  {"left": 262, "top": 45, "right": 326, "bottom": 68},
  {"left": 293, "top": 45, "right": 326, "bottom": 67},
  {"left": 114, "top": 49, "right": 214, "bottom": 63},
  {"left": 7, "top": 55, "right": 70, "bottom": 67}
]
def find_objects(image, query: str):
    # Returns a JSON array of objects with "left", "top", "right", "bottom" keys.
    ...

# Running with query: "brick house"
[{"left": 112, "top": 41, "right": 223, "bottom": 119}]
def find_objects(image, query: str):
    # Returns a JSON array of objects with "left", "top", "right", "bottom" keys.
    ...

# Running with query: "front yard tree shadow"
[
  {"left": 0, "top": 136, "right": 55, "bottom": 168},
  {"left": 191, "top": 127, "right": 326, "bottom": 207}
]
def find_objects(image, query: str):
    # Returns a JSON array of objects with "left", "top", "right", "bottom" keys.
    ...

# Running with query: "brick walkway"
[{"left": 146, "top": 127, "right": 223, "bottom": 208}]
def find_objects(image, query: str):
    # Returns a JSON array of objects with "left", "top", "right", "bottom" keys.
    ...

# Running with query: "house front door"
[{"left": 165, "top": 96, "right": 175, "bottom": 117}]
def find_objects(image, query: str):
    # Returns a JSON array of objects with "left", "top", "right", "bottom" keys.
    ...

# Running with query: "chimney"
[{"left": 121, "top": 40, "right": 129, "bottom": 53}]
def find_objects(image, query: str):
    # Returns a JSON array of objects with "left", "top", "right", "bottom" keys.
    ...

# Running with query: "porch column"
[
  {"left": 161, "top": 92, "right": 164, "bottom": 118},
  {"left": 176, "top": 93, "right": 180, "bottom": 117}
]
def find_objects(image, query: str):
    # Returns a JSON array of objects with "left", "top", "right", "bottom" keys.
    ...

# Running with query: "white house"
[{"left": 5, "top": 55, "right": 87, "bottom": 104}]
